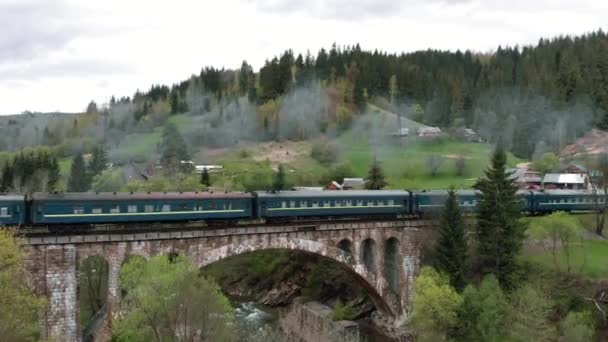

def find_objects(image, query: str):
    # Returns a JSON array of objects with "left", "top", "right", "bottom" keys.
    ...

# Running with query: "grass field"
[
  {"left": 523, "top": 214, "right": 608, "bottom": 279},
  {"left": 338, "top": 131, "right": 524, "bottom": 189}
]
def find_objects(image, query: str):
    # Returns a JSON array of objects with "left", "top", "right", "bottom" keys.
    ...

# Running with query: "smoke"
[{"left": 472, "top": 88, "right": 596, "bottom": 159}]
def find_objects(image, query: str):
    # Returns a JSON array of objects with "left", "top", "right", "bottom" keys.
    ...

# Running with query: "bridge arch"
[{"left": 189, "top": 236, "right": 394, "bottom": 316}]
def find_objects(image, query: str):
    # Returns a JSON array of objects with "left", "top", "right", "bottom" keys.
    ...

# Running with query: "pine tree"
[
  {"left": 87, "top": 146, "right": 108, "bottom": 179},
  {"left": 474, "top": 146, "right": 524, "bottom": 288},
  {"left": 160, "top": 123, "right": 190, "bottom": 172},
  {"left": 273, "top": 165, "right": 286, "bottom": 192},
  {"left": 434, "top": 188, "right": 467, "bottom": 290},
  {"left": 47, "top": 157, "right": 60, "bottom": 191},
  {"left": 0, "top": 163, "right": 13, "bottom": 192},
  {"left": 67, "top": 153, "right": 89, "bottom": 192},
  {"left": 365, "top": 157, "right": 386, "bottom": 190},
  {"left": 200, "top": 168, "right": 210, "bottom": 187}
]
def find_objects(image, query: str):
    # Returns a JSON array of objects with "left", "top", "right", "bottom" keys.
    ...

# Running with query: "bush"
[
  {"left": 310, "top": 140, "right": 339, "bottom": 165},
  {"left": 332, "top": 299, "right": 357, "bottom": 321}
]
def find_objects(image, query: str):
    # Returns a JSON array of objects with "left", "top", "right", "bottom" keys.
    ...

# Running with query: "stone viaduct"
[{"left": 22, "top": 218, "right": 434, "bottom": 341}]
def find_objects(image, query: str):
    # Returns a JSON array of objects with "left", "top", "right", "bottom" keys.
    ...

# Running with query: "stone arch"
[
  {"left": 383, "top": 237, "right": 400, "bottom": 293},
  {"left": 337, "top": 238, "right": 354, "bottom": 263},
  {"left": 78, "top": 255, "right": 109, "bottom": 331},
  {"left": 360, "top": 238, "right": 376, "bottom": 274},
  {"left": 190, "top": 236, "right": 394, "bottom": 316},
  {"left": 118, "top": 254, "right": 148, "bottom": 298}
]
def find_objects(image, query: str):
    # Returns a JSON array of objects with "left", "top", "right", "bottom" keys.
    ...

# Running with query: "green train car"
[{"left": 254, "top": 190, "right": 411, "bottom": 218}]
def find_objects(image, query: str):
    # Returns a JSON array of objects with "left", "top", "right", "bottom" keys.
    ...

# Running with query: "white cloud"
[{"left": 0, "top": 0, "right": 606, "bottom": 114}]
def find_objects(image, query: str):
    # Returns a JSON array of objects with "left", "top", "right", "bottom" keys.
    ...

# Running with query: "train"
[{"left": 0, "top": 189, "right": 605, "bottom": 227}]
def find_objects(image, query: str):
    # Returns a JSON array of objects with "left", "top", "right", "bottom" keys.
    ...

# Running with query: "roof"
[
  {"left": 508, "top": 168, "right": 542, "bottom": 183},
  {"left": 0, "top": 194, "right": 25, "bottom": 201},
  {"left": 255, "top": 190, "right": 410, "bottom": 198},
  {"left": 543, "top": 173, "right": 587, "bottom": 184},
  {"left": 32, "top": 192, "right": 253, "bottom": 201},
  {"left": 415, "top": 190, "right": 480, "bottom": 196},
  {"left": 563, "top": 164, "right": 588, "bottom": 173},
  {"left": 418, "top": 127, "right": 442, "bottom": 134},
  {"left": 532, "top": 189, "right": 606, "bottom": 196},
  {"left": 342, "top": 178, "right": 366, "bottom": 187}
]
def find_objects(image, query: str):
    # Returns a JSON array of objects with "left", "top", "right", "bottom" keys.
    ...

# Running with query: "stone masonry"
[{"left": 23, "top": 219, "right": 434, "bottom": 341}]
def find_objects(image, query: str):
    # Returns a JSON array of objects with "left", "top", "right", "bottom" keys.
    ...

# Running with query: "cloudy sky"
[{"left": 1, "top": 0, "right": 607, "bottom": 115}]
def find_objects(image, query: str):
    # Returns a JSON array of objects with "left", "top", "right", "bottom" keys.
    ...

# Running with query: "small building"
[
  {"left": 342, "top": 178, "right": 366, "bottom": 190},
  {"left": 508, "top": 168, "right": 542, "bottom": 189},
  {"left": 389, "top": 128, "right": 409, "bottom": 137},
  {"left": 417, "top": 126, "right": 442, "bottom": 138},
  {"left": 463, "top": 128, "right": 482, "bottom": 143},
  {"left": 195, "top": 165, "right": 223, "bottom": 173},
  {"left": 542, "top": 173, "right": 590, "bottom": 190}
]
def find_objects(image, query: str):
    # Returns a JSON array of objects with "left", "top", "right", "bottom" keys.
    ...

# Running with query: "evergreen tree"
[
  {"left": 433, "top": 188, "right": 467, "bottom": 290},
  {"left": 47, "top": 157, "right": 60, "bottom": 191},
  {"left": 272, "top": 164, "right": 286, "bottom": 192},
  {"left": 87, "top": 146, "right": 108, "bottom": 179},
  {"left": 365, "top": 157, "right": 386, "bottom": 190},
  {"left": 0, "top": 163, "right": 13, "bottom": 192},
  {"left": 67, "top": 153, "right": 90, "bottom": 192},
  {"left": 200, "top": 168, "right": 210, "bottom": 187},
  {"left": 474, "top": 146, "right": 524, "bottom": 288},
  {"left": 160, "top": 123, "right": 190, "bottom": 172}
]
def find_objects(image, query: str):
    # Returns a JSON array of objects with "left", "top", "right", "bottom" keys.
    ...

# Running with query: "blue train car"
[
  {"left": 516, "top": 190, "right": 534, "bottom": 213},
  {"left": 413, "top": 190, "right": 480, "bottom": 214},
  {"left": 0, "top": 195, "right": 26, "bottom": 225},
  {"left": 255, "top": 190, "right": 410, "bottom": 218},
  {"left": 531, "top": 190, "right": 603, "bottom": 213},
  {"left": 30, "top": 192, "right": 254, "bottom": 225}
]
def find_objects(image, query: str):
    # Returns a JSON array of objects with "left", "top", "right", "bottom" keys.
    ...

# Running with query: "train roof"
[
  {"left": 414, "top": 190, "right": 480, "bottom": 196},
  {"left": 31, "top": 192, "right": 254, "bottom": 201},
  {"left": 255, "top": 190, "right": 410, "bottom": 198},
  {"left": 531, "top": 189, "right": 607, "bottom": 195},
  {"left": 0, "top": 194, "right": 25, "bottom": 201}
]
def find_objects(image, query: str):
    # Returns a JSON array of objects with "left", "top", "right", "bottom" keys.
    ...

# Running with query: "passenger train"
[{"left": 0, "top": 189, "right": 605, "bottom": 227}]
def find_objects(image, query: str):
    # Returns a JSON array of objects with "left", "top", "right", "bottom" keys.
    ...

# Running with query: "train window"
[
  {"left": 357, "top": 200, "right": 363, "bottom": 206},
  {"left": 346, "top": 200, "right": 352, "bottom": 206},
  {"left": 92, "top": 208, "right": 102, "bottom": 214},
  {"left": 162, "top": 204, "right": 171, "bottom": 212},
  {"left": 73, "top": 207, "right": 85, "bottom": 214},
  {"left": 290, "top": 201, "right": 295, "bottom": 208},
  {"left": 367, "top": 201, "right": 374, "bottom": 207},
  {"left": 300, "top": 200, "right": 307, "bottom": 208},
  {"left": 323, "top": 200, "right": 330, "bottom": 207},
  {"left": 388, "top": 200, "right": 395, "bottom": 206},
  {"left": 0, "top": 207, "right": 8, "bottom": 216},
  {"left": 128, "top": 205, "right": 137, "bottom": 213},
  {"left": 312, "top": 201, "right": 318, "bottom": 208},
  {"left": 144, "top": 205, "right": 154, "bottom": 213},
  {"left": 110, "top": 206, "right": 120, "bottom": 214},
  {"left": 282, "top": 201, "right": 287, "bottom": 208},
  {"left": 227, "top": 202, "right": 233, "bottom": 210}
]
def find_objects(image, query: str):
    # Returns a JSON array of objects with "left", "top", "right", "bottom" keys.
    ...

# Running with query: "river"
[{"left": 232, "top": 300, "right": 396, "bottom": 342}]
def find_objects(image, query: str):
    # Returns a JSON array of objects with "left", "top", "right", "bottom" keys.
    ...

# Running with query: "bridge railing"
[{"left": 81, "top": 304, "right": 107, "bottom": 342}]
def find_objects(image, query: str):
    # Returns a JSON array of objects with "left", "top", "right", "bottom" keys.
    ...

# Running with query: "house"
[
  {"left": 417, "top": 126, "right": 442, "bottom": 138},
  {"left": 508, "top": 168, "right": 542, "bottom": 189},
  {"left": 389, "top": 128, "right": 409, "bottom": 137},
  {"left": 542, "top": 173, "right": 591, "bottom": 190},
  {"left": 463, "top": 128, "right": 482, "bottom": 143},
  {"left": 342, "top": 178, "right": 366, "bottom": 190},
  {"left": 195, "top": 165, "right": 223, "bottom": 173}
]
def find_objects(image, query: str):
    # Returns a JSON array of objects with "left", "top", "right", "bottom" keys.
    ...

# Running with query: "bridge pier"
[{"left": 23, "top": 219, "right": 434, "bottom": 341}]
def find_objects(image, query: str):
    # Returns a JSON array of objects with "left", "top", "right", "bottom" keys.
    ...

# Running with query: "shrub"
[{"left": 310, "top": 140, "right": 339, "bottom": 165}]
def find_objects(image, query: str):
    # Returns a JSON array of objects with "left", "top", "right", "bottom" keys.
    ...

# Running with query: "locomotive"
[{"left": 0, "top": 189, "right": 604, "bottom": 227}]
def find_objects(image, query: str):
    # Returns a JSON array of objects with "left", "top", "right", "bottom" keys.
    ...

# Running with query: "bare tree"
[
  {"left": 455, "top": 155, "right": 467, "bottom": 177},
  {"left": 427, "top": 155, "right": 444, "bottom": 177}
]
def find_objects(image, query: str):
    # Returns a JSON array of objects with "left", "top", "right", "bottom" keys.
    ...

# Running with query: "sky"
[{"left": 1, "top": 0, "right": 607, "bottom": 115}]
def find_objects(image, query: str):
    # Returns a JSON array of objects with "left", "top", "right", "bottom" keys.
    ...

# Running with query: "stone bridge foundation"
[{"left": 23, "top": 219, "right": 434, "bottom": 341}]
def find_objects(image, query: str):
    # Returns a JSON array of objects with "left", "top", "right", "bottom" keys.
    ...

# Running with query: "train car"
[
  {"left": 531, "top": 190, "right": 604, "bottom": 214},
  {"left": 30, "top": 192, "right": 254, "bottom": 225},
  {"left": 413, "top": 190, "right": 480, "bottom": 214},
  {"left": 0, "top": 195, "right": 26, "bottom": 225},
  {"left": 254, "top": 190, "right": 411, "bottom": 219}
]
